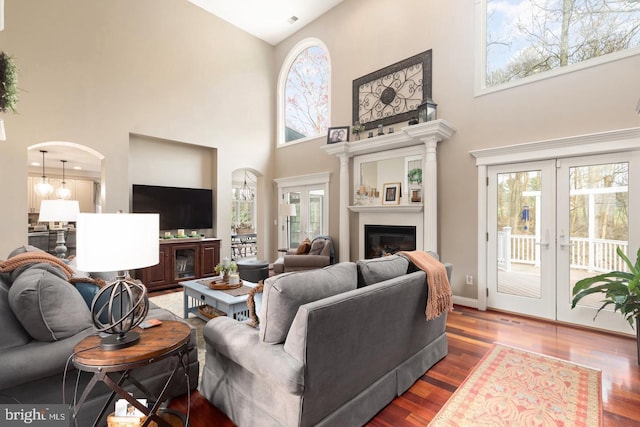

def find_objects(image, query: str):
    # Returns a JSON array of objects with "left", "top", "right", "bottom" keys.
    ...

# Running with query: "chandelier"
[
  {"left": 56, "top": 160, "right": 71, "bottom": 199},
  {"left": 238, "top": 170, "right": 254, "bottom": 201},
  {"left": 34, "top": 150, "right": 53, "bottom": 196}
]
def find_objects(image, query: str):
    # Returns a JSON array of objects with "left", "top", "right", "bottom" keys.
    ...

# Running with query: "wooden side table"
[{"left": 72, "top": 320, "right": 191, "bottom": 427}]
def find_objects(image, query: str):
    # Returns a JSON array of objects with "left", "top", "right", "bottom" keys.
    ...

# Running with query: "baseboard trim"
[{"left": 453, "top": 295, "right": 478, "bottom": 309}]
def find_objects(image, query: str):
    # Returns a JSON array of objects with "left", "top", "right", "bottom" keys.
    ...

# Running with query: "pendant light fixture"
[
  {"left": 56, "top": 160, "right": 71, "bottom": 199},
  {"left": 34, "top": 150, "right": 53, "bottom": 196},
  {"left": 239, "top": 170, "right": 254, "bottom": 201}
]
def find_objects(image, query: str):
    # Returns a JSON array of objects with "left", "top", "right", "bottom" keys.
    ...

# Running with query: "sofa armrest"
[
  {"left": 203, "top": 317, "right": 304, "bottom": 394},
  {"left": 283, "top": 254, "right": 330, "bottom": 270}
]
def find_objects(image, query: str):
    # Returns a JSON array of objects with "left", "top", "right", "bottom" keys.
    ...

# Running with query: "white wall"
[{"left": 0, "top": 0, "right": 276, "bottom": 259}]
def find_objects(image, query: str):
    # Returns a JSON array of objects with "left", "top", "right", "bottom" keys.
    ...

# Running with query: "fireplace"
[{"left": 364, "top": 225, "right": 416, "bottom": 259}]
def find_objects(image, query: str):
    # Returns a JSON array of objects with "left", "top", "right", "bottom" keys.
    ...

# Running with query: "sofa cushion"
[
  {"left": 296, "top": 238, "right": 311, "bottom": 254},
  {"left": 9, "top": 264, "right": 93, "bottom": 341},
  {"left": 308, "top": 239, "right": 326, "bottom": 255},
  {"left": 7, "top": 244, "right": 45, "bottom": 259},
  {"left": 0, "top": 279, "right": 32, "bottom": 350},
  {"left": 259, "top": 262, "right": 357, "bottom": 344},
  {"left": 356, "top": 254, "right": 409, "bottom": 288},
  {"left": 6, "top": 245, "right": 49, "bottom": 282}
]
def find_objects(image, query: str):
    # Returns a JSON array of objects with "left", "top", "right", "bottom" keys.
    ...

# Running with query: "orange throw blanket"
[
  {"left": 0, "top": 252, "right": 75, "bottom": 279},
  {"left": 399, "top": 251, "right": 453, "bottom": 320}
]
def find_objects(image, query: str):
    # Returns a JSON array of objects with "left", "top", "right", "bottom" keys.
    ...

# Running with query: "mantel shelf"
[
  {"left": 348, "top": 204, "right": 423, "bottom": 213},
  {"left": 321, "top": 119, "right": 456, "bottom": 157}
]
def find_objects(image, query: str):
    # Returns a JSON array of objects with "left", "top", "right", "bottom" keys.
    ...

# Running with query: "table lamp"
[
  {"left": 38, "top": 199, "right": 80, "bottom": 259},
  {"left": 76, "top": 213, "right": 159, "bottom": 350}
]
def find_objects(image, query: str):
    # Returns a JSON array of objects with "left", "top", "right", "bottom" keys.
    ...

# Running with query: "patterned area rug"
[
  {"left": 149, "top": 291, "right": 206, "bottom": 379},
  {"left": 429, "top": 343, "right": 602, "bottom": 427}
]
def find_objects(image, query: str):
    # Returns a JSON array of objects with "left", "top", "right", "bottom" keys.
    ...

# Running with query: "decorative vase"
[{"left": 222, "top": 272, "right": 230, "bottom": 283}]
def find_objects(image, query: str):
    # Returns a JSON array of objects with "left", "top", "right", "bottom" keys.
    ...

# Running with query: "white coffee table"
[{"left": 181, "top": 278, "right": 256, "bottom": 322}]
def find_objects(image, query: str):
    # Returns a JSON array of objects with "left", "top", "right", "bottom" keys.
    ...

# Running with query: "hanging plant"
[{"left": 0, "top": 52, "right": 19, "bottom": 114}]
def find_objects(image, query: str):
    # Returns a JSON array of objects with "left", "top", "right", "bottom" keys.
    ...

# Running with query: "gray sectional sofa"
[
  {"left": 200, "top": 253, "right": 452, "bottom": 427},
  {"left": 0, "top": 246, "right": 199, "bottom": 427}
]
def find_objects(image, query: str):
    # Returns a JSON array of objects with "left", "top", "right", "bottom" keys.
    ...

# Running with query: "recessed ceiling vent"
[{"left": 288, "top": 16, "right": 299, "bottom": 24}]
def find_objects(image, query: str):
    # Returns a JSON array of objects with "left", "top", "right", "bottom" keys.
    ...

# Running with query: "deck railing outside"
[{"left": 498, "top": 227, "right": 628, "bottom": 272}]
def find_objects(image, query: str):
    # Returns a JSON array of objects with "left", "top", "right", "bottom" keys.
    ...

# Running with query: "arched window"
[{"left": 278, "top": 39, "right": 330, "bottom": 145}]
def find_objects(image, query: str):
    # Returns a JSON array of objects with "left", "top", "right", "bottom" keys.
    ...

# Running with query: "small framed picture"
[
  {"left": 410, "top": 187, "right": 422, "bottom": 204},
  {"left": 382, "top": 182, "right": 401, "bottom": 205},
  {"left": 327, "top": 126, "right": 350, "bottom": 144}
]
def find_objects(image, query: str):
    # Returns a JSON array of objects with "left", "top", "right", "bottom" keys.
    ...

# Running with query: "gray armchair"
[{"left": 273, "top": 236, "right": 334, "bottom": 274}]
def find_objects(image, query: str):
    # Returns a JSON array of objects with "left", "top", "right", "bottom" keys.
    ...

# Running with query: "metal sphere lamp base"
[{"left": 91, "top": 273, "right": 149, "bottom": 351}]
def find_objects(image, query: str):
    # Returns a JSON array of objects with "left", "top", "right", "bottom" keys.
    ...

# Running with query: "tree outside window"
[
  {"left": 284, "top": 45, "right": 329, "bottom": 143},
  {"left": 484, "top": 0, "right": 640, "bottom": 88}
]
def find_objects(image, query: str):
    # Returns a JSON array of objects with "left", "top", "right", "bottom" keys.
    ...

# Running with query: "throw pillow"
[
  {"left": 259, "top": 262, "right": 357, "bottom": 344},
  {"left": 8, "top": 264, "right": 92, "bottom": 341},
  {"left": 295, "top": 237, "right": 311, "bottom": 254},
  {"left": 0, "top": 279, "right": 31, "bottom": 350},
  {"left": 308, "top": 238, "right": 326, "bottom": 255},
  {"left": 356, "top": 254, "right": 409, "bottom": 288}
]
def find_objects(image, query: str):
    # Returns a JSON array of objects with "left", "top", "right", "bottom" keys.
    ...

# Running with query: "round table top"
[{"left": 73, "top": 320, "right": 190, "bottom": 371}]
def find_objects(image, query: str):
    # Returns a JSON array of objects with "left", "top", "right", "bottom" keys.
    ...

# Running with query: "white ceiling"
[{"left": 188, "top": 0, "right": 344, "bottom": 45}]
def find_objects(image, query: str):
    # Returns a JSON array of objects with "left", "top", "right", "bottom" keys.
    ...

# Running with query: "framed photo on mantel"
[
  {"left": 382, "top": 182, "right": 401, "bottom": 205},
  {"left": 327, "top": 126, "right": 350, "bottom": 144}
]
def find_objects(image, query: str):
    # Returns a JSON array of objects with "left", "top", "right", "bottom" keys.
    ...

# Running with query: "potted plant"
[
  {"left": 0, "top": 52, "right": 19, "bottom": 114},
  {"left": 572, "top": 246, "right": 640, "bottom": 364},
  {"left": 214, "top": 260, "right": 238, "bottom": 282},
  {"left": 352, "top": 121, "right": 365, "bottom": 140}
]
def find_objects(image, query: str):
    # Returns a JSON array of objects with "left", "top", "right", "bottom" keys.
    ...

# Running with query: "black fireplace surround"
[{"left": 364, "top": 225, "right": 416, "bottom": 258}]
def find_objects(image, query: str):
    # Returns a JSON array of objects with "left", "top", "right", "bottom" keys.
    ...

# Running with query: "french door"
[
  {"left": 487, "top": 153, "right": 636, "bottom": 334},
  {"left": 281, "top": 185, "right": 327, "bottom": 248}
]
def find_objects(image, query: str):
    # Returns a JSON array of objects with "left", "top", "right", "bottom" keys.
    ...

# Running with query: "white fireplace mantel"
[{"left": 321, "top": 119, "right": 456, "bottom": 261}]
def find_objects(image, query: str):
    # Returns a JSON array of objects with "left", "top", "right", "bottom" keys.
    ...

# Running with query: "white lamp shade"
[
  {"left": 76, "top": 213, "right": 159, "bottom": 272},
  {"left": 38, "top": 199, "right": 80, "bottom": 222},
  {"left": 279, "top": 203, "right": 297, "bottom": 217}
]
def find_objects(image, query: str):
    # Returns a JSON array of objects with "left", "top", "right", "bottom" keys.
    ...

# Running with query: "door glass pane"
[
  {"left": 496, "top": 170, "right": 542, "bottom": 298},
  {"left": 308, "top": 190, "right": 324, "bottom": 237},
  {"left": 288, "top": 192, "right": 301, "bottom": 248},
  {"left": 569, "top": 162, "right": 629, "bottom": 309}
]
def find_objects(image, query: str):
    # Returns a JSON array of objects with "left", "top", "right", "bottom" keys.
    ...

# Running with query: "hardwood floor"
[{"left": 169, "top": 306, "right": 640, "bottom": 426}]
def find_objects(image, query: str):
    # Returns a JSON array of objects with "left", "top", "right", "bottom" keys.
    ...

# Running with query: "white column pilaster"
[
  {"left": 337, "top": 152, "right": 351, "bottom": 262},
  {"left": 422, "top": 136, "right": 438, "bottom": 251}
]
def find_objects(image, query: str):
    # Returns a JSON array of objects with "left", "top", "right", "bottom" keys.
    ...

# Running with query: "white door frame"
[
  {"left": 471, "top": 127, "right": 640, "bottom": 312},
  {"left": 274, "top": 172, "right": 330, "bottom": 249}
]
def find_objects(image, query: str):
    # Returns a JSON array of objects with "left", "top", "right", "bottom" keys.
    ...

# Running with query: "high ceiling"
[
  {"left": 27, "top": 1, "right": 344, "bottom": 175},
  {"left": 188, "top": 0, "right": 344, "bottom": 45}
]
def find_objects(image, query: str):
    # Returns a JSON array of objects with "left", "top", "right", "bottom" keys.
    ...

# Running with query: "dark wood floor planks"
[{"left": 169, "top": 306, "right": 640, "bottom": 426}]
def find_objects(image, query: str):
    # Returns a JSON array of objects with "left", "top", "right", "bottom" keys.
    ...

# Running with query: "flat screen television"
[{"left": 132, "top": 184, "right": 213, "bottom": 231}]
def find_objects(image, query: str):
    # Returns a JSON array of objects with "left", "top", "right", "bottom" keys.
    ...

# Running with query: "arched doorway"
[
  {"left": 27, "top": 142, "right": 104, "bottom": 257},
  {"left": 231, "top": 168, "right": 257, "bottom": 261}
]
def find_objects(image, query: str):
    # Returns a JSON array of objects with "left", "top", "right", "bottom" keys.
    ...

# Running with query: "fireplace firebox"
[{"left": 364, "top": 225, "right": 416, "bottom": 259}]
